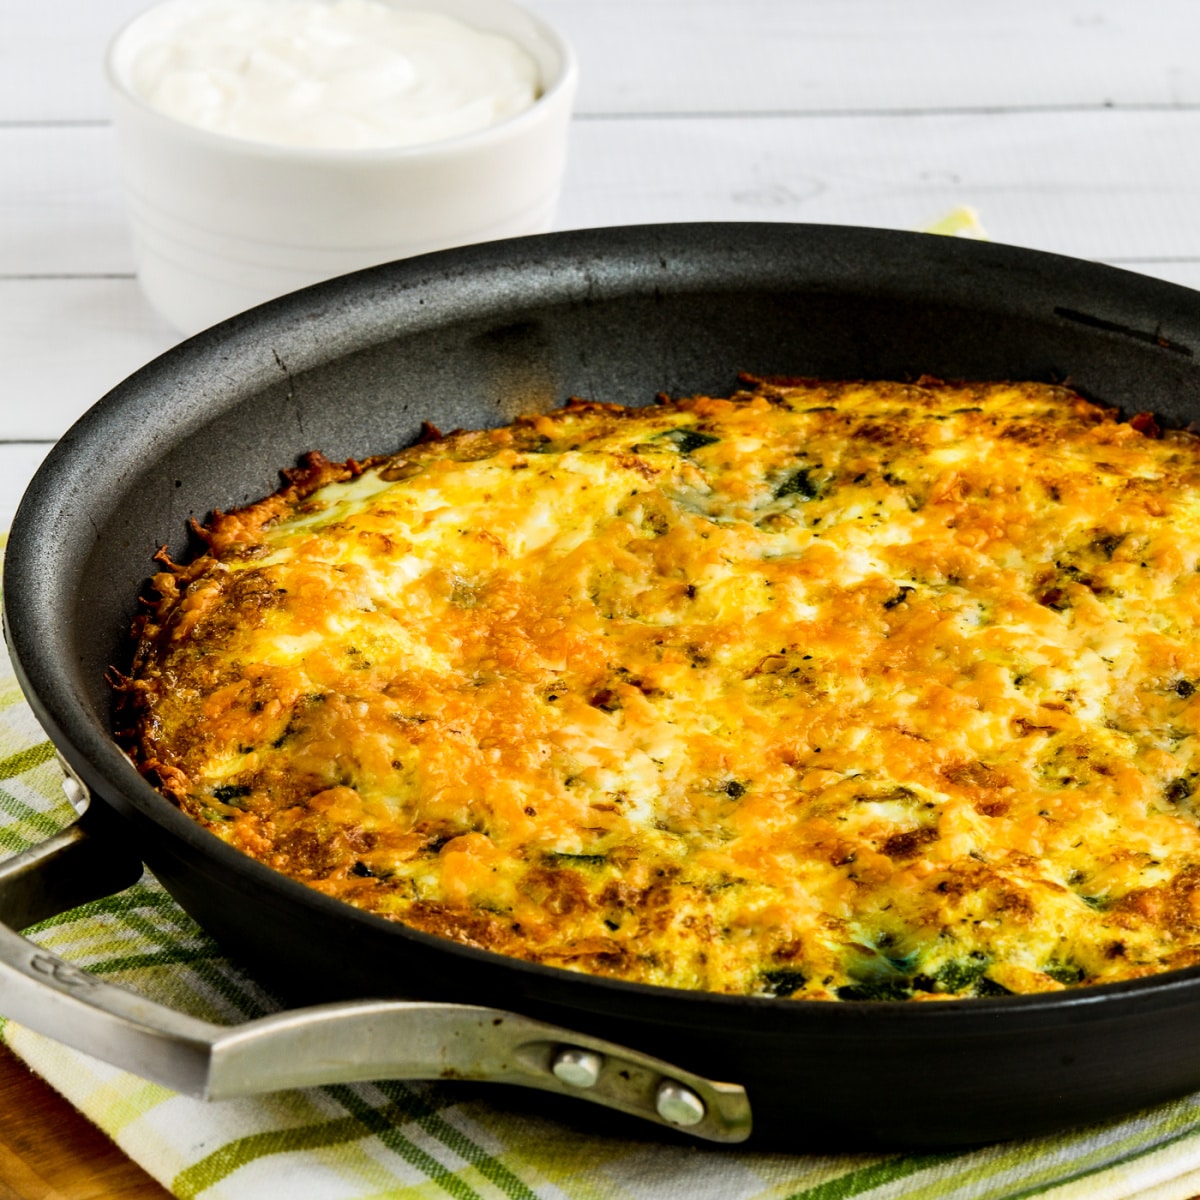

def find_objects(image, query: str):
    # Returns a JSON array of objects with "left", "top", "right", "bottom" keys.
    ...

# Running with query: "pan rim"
[{"left": 10, "top": 219, "right": 1200, "bottom": 1029}]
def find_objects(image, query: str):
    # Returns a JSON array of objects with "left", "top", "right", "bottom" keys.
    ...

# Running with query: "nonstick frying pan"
[{"left": 8, "top": 223, "right": 1200, "bottom": 1150}]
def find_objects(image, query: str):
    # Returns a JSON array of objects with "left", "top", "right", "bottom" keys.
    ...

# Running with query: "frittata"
[{"left": 117, "top": 376, "right": 1200, "bottom": 1001}]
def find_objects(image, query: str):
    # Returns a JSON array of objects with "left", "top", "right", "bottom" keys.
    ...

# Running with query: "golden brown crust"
[{"left": 118, "top": 378, "right": 1200, "bottom": 1000}]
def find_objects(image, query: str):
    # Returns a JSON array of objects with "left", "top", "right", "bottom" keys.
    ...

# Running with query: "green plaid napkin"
[{"left": 5, "top": 543, "right": 1200, "bottom": 1199}]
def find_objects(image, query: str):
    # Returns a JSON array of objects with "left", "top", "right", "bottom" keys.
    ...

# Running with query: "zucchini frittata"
[{"left": 118, "top": 376, "right": 1200, "bottom": 1001}]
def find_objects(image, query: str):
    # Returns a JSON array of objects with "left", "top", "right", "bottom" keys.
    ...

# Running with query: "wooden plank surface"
[
  {"left": 0, "top": 446, "right": 51, "bottom": 532},
  {"left": 13, "top": 107, "right": 1200, "bottom": 274},
  {"left": 0, "top": 280, "right": 176, "bottom": 441},
  {"left": 8, "top": 0, "right": 1200, "bottom": 121},
  {"left": 0, "top": 1042, "right": 170, "bottom": 1200},
  {"left": 7, "top": 107, "right": 1200, "bottom": 438}
]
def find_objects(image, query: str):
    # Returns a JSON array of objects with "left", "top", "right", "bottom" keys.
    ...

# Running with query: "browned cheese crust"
[{"left": 115, "top": 377, "right": 1200, "bottom": 1001}]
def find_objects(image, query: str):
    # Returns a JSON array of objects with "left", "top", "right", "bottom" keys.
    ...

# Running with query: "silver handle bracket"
[{"left": 0, "top": 812, "right": 752, "bottom": 1142}]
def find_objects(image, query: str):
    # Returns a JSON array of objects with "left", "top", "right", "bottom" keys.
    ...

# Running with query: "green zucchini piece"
[
  {"left": 775, "top": 467, "right": 821, "bottom": 500},
  {"left": 655, "top": 428, "right": 720, "bottom": 455},
  {"left": 759, "top": 968, "right": 807, "bottom": 997}
]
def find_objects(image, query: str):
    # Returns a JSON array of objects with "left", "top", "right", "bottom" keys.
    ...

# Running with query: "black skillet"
[{"left": 7, "top": 223, "right": 1200, "bottom": 1150}]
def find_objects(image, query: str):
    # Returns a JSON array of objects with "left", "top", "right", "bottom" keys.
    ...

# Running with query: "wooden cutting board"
[{"left": 0, "top": 1042, "right": 170, "bottom": 1199}]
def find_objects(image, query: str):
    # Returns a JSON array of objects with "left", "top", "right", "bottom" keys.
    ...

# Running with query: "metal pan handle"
[{"left": 0, "top": 770, "right": 751, "bottom": 1143}]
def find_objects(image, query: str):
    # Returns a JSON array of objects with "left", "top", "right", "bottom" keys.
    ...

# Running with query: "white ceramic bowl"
[{"left": 106, "top": 0, "right": 578, "bottom": 334}]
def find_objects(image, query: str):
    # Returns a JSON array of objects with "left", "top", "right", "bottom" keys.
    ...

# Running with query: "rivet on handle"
[
  {"left": 550, "top": 1045, "right": 604, "bottom": 1089},
  {"left": 655, "top": 1079, "right": 706, "bottom": 1126}
]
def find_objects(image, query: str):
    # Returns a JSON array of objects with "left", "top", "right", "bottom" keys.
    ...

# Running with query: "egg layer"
[{"left": 119, "top": 377, "right": 1200, "bottom": 1000}]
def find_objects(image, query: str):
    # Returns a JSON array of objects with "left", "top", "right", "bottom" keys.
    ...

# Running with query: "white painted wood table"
[{"left": 5, "top": 0, "right": 1200, "bottom": 1188}]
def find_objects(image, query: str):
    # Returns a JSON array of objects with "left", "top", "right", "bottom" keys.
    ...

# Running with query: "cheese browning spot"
[{"left": 117, "top": 378, "right": 1200, "bottom": 1000}]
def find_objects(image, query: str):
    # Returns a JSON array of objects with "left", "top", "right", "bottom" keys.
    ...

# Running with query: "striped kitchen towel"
[{"left": 2, "top": 545, "right": 1200, "bottom": 1198}]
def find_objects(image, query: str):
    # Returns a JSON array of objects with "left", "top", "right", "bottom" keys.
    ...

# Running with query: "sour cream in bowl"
[{"left": 106, "top": 0, "right": 577, "bottom": 333}]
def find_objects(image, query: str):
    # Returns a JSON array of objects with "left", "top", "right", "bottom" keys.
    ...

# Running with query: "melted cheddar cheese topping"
[{"left": 121, "top": 378, "right": 1200, "bottom": 1001}]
